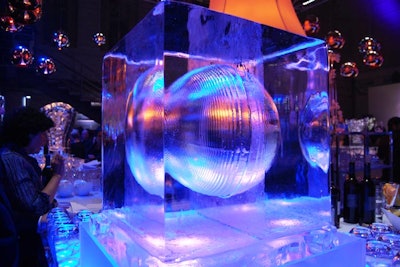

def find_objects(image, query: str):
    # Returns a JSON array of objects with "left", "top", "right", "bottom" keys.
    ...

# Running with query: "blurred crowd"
[{"left": 67, "top": 128, "right": 102, "bottom": 162}]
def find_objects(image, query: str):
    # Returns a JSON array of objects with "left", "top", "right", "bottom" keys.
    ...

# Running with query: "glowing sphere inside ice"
[
  {"left": 164, "top": 64, "right": 280, "bottom": 197},
  {"left": 126, "top": 66, "right": 165, "bottom": 197},
  {"left": 126, "top": 64, "right": 280, "bottom": 198}
]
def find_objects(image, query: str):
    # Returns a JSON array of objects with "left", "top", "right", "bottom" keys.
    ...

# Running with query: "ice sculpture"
[
  {"left": 41, "top": 102, "right": 75, "bottom": 153},
  {"left": 126, "top": 64, "right": 280, "bottom": 198},
  {"left": 81, "top": 1, "right": 365, "bottom": 267}
]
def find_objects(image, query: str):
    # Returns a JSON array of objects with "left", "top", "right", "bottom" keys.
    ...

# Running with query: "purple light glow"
[{"left": 373, "top": 0, "right": 400, "bottom": 27}]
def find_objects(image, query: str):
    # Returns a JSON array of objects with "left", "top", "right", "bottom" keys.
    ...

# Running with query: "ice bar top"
[{"left": 106, "top": 0, "right": 326, "bottom": 64}]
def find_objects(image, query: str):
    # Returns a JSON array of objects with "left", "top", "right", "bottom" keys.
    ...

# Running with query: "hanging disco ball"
[
  {"left": 0, "top": 15, "right": 24, "bottom": 32},
  {"left": 11, "top": 6, "right": 42, "bottom": 25},
  {"left": 53, "top": 31, "right": 70, "bottom": 50},
  {"left": 340, "top": 62, "right": 359, "bottom": 78},
  {"left": 11, "top": 45, "right": 33, "bottom": 67},
  {"left": 303, "top": 14, "right": 320, "bottom": 36},
  {"left": 8, "top": 0, "right": 42, "bottom": 25},
  {"left": 363, "top": 50, "right": 384, "bottom": 68},
  {"left": 36, "top": 57, "right": 56, "bottom": 75},
  {"left": 93, "top": 32, "right": 106, "bottom": 46},
  {"left": 8, "top": 0, "right": 42, "bottom": 9},
  {"left": 358, "top": 37, "right": 381, "bottom": 54},
  {"left": 325, "top": 30, "right": 345, "bottom": 50}
]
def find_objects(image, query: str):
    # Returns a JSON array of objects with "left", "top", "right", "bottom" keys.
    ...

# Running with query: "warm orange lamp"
[{"left": 209, "top": 0, "right": 306, "bottom": 36}]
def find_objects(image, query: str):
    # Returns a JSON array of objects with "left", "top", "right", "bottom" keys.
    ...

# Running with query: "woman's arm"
[
  {"left": 41, "top": 153, "right": 65, "bottom": 203},
  {"left": 1, "top": 152, "right": 55, "bottom": 215}
]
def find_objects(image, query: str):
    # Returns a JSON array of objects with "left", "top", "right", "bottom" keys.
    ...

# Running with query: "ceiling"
[{"left": 0, "top": 0, "right": 399, "bottom": 123}]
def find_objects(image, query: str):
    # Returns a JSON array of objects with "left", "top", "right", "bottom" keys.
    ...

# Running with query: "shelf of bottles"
[
  {"left": 330, "top": 131, "right": 392, "bottom": 230},
  {"left": 332, "top": 131, "right": 393, "bottom": 177}
]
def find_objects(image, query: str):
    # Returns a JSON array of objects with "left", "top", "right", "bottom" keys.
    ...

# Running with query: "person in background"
[
  {"left": 68, "top": 128, "right": 85, "bottom": 159},
  {"left": 378, "top": 116, "right": 400, "bottom": 183},
  {"left": 86, "top": 130, "right": 102, "bottom": 162},
  {"left": 0, "top": 107, "right": 65, "bottom": 267},
  {"left": 81, "top": 129, "right": 93, "bottom": 159}
]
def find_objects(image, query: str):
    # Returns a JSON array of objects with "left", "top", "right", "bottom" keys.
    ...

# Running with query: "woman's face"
[{"left": 26, "top": 131, "right": 49, "bottom": 154}]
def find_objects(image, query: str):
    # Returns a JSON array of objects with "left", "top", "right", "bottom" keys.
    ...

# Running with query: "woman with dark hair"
[{"left": 0, "top": 106, "right": 65, "bottom": 267}]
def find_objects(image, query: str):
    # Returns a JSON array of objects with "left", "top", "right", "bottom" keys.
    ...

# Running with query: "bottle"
[
  {"left": 375, "top": 183, "right": 384, "bottom": 223},
  {"left": 359, "top": 162, "right": 376, "bottom": 224},
  {"left": 330, "top": 162, "right": 341, "bottom": 228},
  {"left": 343, "top": 161, "right": 360, "bottom": 224},
  {"left": 42, "top": 145, "right": 53, "bottom": 186}
]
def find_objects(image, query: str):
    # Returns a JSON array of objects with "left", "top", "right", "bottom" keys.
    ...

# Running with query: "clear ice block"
[{"left": 89, "top": 1, "right": 365, "bottom": 266}]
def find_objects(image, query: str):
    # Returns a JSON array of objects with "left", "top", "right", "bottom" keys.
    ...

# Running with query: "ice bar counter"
[{"left": 80, "top": 1, "right": 365, "bottom": 266}]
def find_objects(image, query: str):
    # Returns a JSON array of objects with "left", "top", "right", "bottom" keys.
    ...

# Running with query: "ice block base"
[{"left": 80, "top": 198, "right": 366, "bottom": 267}]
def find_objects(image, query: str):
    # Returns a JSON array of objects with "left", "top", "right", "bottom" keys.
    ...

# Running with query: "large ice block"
[{"left": 92, "top": 1, "right": 365, "bottom": 266}]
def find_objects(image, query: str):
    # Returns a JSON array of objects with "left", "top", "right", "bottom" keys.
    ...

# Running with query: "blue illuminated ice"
[
  {"left": 94, "top": 0, "right": 364, "bottom": 265},
  {"left": 126, "top": 63, "right": 280, "bottom": 198},
  {"left": 126, "top": 66, "right": 165, "bottom": 197},
  {"left": 165, "top": 64, "right": 280, "bottom": 197},
  {"left": 84, "top": 196, "right": 341, "bottom": 266},
  {"left": 298, "top": 91, "right": 330, "bottom": 173}
]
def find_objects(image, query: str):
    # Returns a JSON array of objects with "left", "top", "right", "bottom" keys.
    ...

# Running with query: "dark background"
[{"left": 0, "top": 0, "right": 399, "bottom": 124}]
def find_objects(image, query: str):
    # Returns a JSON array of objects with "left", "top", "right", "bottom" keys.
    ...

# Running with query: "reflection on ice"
[{"left": 298, "top": 91, "right": 330, "bottom": 173}]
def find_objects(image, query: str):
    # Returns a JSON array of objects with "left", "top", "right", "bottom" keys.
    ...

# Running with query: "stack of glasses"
[
  {"left": 350, "top": 223, "right": 400, "bottom": 266},
  {"left": 45, "top": 207, "right": 93, "bottom": 267}
]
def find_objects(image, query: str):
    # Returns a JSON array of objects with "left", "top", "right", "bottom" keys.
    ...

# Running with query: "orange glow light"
[{"left": 209, "top": 0, "right": 306, "bottom": 36}]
